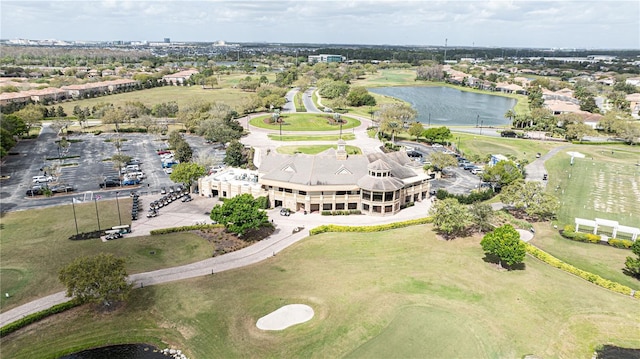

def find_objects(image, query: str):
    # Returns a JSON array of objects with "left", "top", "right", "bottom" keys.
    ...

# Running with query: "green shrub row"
[
  {"left": 321, "top": 210, "right": 362, "bottom": 216},
  {"left": 561, "top": 225, "right": 601, "bottom": 243},
  {"left": 608, "top": 238, "right": 635, "bottom": 249},
  {"left": 435, "top": 188, "right": 495, "bottom": 204},
  {"left": 570, "top": 140, "right": 626, "bottom": 145},
  {"left": 310, "top": 217, "right": 432, "bottom": 235},
  {"left": 525, "top": 244, "right": 639, "bottom": 299},
  {"left": 561, "top": 225, "right": 634, "bottom": 249},
  {"left": 150, "top": 224, "right": 223, "bottom": 235},
  {"left": 0, "top": 299, "right": 80, "bottom": 337}
]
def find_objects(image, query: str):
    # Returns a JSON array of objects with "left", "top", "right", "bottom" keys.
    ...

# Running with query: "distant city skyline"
[{"left": 2, "top": 0, "right": 639, "bottom": 49}]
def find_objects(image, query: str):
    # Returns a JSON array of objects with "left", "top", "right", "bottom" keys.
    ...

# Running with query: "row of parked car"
[
  {"left": 99, "top": 159, "right": 146, "bottom": 188},
  {"left": 458, "top": 157, "right": 484, "bottom": 175}
]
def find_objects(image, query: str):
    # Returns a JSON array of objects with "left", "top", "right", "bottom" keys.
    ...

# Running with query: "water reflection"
[{"left": 368, "top": 86, "right": 516, "bottom": 127}]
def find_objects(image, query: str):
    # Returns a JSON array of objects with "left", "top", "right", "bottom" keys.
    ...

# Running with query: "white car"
[
  {"left": 164, "top": 168, "right": 173, "bottom": 174},
  {"left": 32, "top": 175, "right": 53, "bottom": 184}
]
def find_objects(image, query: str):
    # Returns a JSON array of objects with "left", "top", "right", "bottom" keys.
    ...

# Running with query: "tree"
[
  {"left": 169, "top": 162, "right": 206, "bottom": 190},
  {"left": 428, "top": 152, "right": 458, "bottom": 171},
  {"left": 0, "top": 114, "right": 27, "bottom": 137},
  {"left": 209, "top": 193, "right": 269, "bottom": 236},
  {"left": 408, "top": 122, "right": 424, "bottom": 140},
  {"left": 58, "top": 253, "right": 132, "bottom": 307},
  {"left": 504, "top": 109, "right": 516, "bottom": 126},
  {"left": 623, "top": 240, "right": 640, "bottom": 279},
  {"left": 14, "top": 104, "right": 45, "bottom": 133},
  {"left": 500, "top": 180, "right": 560, "bottom": 221},
  {"left": 429, "top": 198, "right": 472, "bottom": 238},
  {"left": 346, "top": 86, "right": 376, "bottom": 107},
  {"left": 422, "top": 126, "right": 451, "bottom": 144},
  {"left": 101, "top": 107, "right": 130, "bottom": 131},
  {"left": 378, "top": 103, "right": 417, "bottom": 142},
  {"left": 174, "top": 140, "right": 193, "bottom": 163},
  {"left": 198, "top": 117, "right": 243, "bottom": 144},
  {"left": 480, "top": 224, "right": 526, "bottom": 269},
  {"left": 134, "top": 115, "right": 155, "bottom": 133},
  {"left": 224, "top": 140, "right": 248, "bottom": 167},
  {"left": 111, "top": 154, "right": 132, "bottom": 173},
  {"left": 481, "top": 160, "right": 523, "bottom": 188},
  {"left": 565, "top": 122, "right": 594, "bottom": 141},
  {"left": 469, "top": 202, "right": 494, "bottom": 233},
  {"left": 527, "top": 86, "right": 544, "bottom": 110}
]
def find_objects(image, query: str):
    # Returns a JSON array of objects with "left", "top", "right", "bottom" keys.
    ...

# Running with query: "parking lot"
[{"left": 0, "top": 124, "right": 224, "bottom": 213}]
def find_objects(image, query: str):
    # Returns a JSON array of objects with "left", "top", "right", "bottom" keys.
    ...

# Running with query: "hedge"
[
  {"left": 561, "top": 225, "right": 601, "bottom": 243},
  {"left": 69, "top": 230, "right": 104, "bottom": 240},
  {"left": 309, "top": 217, "right": 432, "bottom": 235},
  {"left": 608, "top": 238, "right": 634, "bottom": 249},
  {"left": 435, "top": 188, "right": 495, "bottom": 204},
  {"left": 0, "top": 299, "right": 81, "bottom": 337},
  {"left": 525, "top": 243, "right": 639, "bottom": 299},
  {"left": 150, "top": 223, "right": 223, "bottom": 235}
]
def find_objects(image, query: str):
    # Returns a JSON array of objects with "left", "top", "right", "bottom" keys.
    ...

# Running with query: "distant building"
[
  {"left": 308, "top": 54, "right": 345, "bottom": 64},
  {"left": 164, "top": 38, "right": 170, "bottom": 43},
  {"left": 162, "top": 69, "right": 199, "bottom": 85}
]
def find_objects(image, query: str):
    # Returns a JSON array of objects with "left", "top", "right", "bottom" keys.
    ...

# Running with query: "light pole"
[
  {"left": 476, "top": 114, "right": 479, "bottom": 128},
  {"left": 428, "top": 113, "right": 431, "bottom": 127},
  {"left": 71, "top": 199, "right": 79, "bottom": 236},
  {"left": 480, "top": 120, "right": 484, "bottom": 135},
  {"left": 115, "top": 191, "right": 122, "bottom": 225},
  {"left": 94, "top": 198, "right": 101, "bottom": 231}
]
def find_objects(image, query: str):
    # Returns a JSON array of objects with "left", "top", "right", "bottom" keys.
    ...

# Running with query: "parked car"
[
  {"left": 50, "top": 184, "right": 75, "bottom": 193},
  {"left": 105, "top": 232, "right": 123, "bottom": 240},
  {"left": 181, "top": 195, "right": 192, "bottom": 202},
  {"left": 463, "top": 163, "right": 476, "bottom": 171},
  {"left": 160, "top": 187, "right": 167, "bottom": 194},
  {"left": 99, "top": 179, "right": 120, "bottom": 188},
  {"left": 157, "top": 150, "right": 171, "bottom": 155},
  {"left": 126, "top": 159, "right": 141, "bottom": 165},
  {"left": 26, "top": 188, "right": 44, "bottom": 196},
  {"left": 407, "top": 151, "right": 423, "bottom": 158},
  {"left": 122, "top": 178, "right": 140, "bottom": 186},
  {"left": 32, "top": 175, "right": 53, "bottom": 184},
  {"left": 164, "top": 167, "right": 173, "bottom": 174},
  {"left": 471, "top": 167, "right": 484, "bottom": 175},
  {"left": 280, "top": 208, "right": 291, "bottom": 216}
]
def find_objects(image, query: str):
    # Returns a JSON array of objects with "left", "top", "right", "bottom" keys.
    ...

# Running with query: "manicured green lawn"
[
  {"left": 543, "top": 144, "right": 640, "bottom": 226},
  {"left": 452, "top": 133, "right": 565, "bottom": 164},
  {"left": 3, "top": 226, "right": 639, "bottom": 358},
  {"left": 59, "top": 85, "right": 253, "bottom": 116},
  {"left": 267, "top": 133, "right": 355, "bottom": 141},
  {"left": 0, "top": 201, "right": 215, "bottom": 312},
  {"left": 250, "top": 113, "right": 360, "bottom": 131},
  {"left": 531, "top": 224, "right": 639, "bottom": 289},
  {"left": 276, "top": 144, "right": 362, "bottom": 155}
]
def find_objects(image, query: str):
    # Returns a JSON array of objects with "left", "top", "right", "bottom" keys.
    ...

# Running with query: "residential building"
[{"left": 162, "top": 69, "right": 199, "bottom": 85}]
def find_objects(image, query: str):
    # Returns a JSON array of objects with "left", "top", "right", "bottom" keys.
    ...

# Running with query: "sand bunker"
[
  {"left": 256, "top": 304, "right": 314, "bottom": 330},
  {"left": 567, "top": 151, "right": 586, "bottom": 158}
]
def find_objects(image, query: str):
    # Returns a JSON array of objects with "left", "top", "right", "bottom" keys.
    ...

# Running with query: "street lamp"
[
  {"left": 476, "top": 114, "right": 479, "bottom": 128},
  {"left": 115, "top": 191, "right": 122, "bottom": 225},
  {"left": 480, "top": 120, "right": 484, "bottom": 135}
]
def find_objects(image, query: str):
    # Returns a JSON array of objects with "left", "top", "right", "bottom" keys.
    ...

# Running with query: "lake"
[{"left": 368, "top": 86, "right": 517, "bottom": 127}]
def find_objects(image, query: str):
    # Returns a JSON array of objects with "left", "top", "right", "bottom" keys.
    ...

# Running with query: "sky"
[{"left": 1, "top": 0, "right": 639, "bottom": 49}]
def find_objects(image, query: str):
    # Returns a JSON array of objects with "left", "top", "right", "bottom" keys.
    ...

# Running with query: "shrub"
[
  {"left": 150, "top": 224, "right": 223, "bottom": 235},
  {"left": 93, "top": 130, "right": 102, "bottom": 135},
  {"left": 118, "top": 127, "right": 147, "bottom": 133},
  {"left": 310, "top": 217, "right": 432, "bottom": 235},
  {"left": 560, "top": 226, "right": 601, "bottom": 243},
  {"left": 255, "top": 196, "right": 269, "bottom": 209},
  {"left": 608, "top": 238, "right": 634, "bottom": 249},
  {"left": 435, "top": 188, "right": 495, "bottom": 204},
  {"left": 321, "top": 210, "right": 362, "bottom": 216},
  {"left": 0, "top": 299, "right": 80, "bottom": 337},
  {"left": 69, "top": 230, "right": 103, "bottom": 240}
]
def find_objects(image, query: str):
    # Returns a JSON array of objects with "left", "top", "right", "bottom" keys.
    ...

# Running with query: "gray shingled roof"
[
  {"left": 259, "top": 152, "right": 369, "bottom": 186},
  {"left": 366, "top": 152, "right": 418, "bottom": 179}
]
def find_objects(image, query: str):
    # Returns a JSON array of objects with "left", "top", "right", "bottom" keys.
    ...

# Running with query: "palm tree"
[{"left": 504, "top": 109, "right": 516, "bottom": 127}]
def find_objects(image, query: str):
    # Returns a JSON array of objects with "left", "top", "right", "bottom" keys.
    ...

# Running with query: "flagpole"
[{"left": 71, "top": 199, "right": 79, "bottom": 235}]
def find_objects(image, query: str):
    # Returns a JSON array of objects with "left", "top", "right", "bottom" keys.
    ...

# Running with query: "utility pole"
[{"left": 444, "top": 38, "right": 448, "bottom": 64}]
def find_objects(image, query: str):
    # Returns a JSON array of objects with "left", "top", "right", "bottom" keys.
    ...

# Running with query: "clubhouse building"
[{"left": 198, "top": 141, "right": 431, "bottom": 216}]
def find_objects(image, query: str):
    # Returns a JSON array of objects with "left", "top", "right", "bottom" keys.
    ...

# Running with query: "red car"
[{"left": 157, "top": 150, "right": 171, "bottom": 155}]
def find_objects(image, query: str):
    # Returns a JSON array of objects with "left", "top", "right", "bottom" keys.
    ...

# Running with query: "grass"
[
  {"left": 267, "top": 133, "right": 355, "bottom": 141},
  {"left": 0, "top": 201, "right": 216, "bottom": 312},
  {"left": 58, "top": 85, "right": 254, "bottom": 116},
  {"left": 250, "top": 113, "right": 360, "bottom": 131},
  {"left": 2, "top": 225, "right": 639, "bottom": 358},
  {"left": 530, "top": 224, "right": 639, "bottom": 289},
  {"left": 543, "top": 144, "right": 640, "bottom": 225},
  {"left": 276, "top": 144, "right": 362, "bottom": 155}
]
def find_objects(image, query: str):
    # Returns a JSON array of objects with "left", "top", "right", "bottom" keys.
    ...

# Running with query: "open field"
[
  {"left": 531, "top": 224, "right": 639, "bottom": 289},
  {"left": 58, "top": 85, "right": 254, "bottom": 116},
  {"left": 0, "top": 201, "right": 215, "bottom": 312},
  {"left": 543, "top": 144, "right": 640, "bottom": 226},
  {"left": 2, "top": 225, "right": 639, "bottom": 358},
  {"left": 267, "top": 133, "right": 356, "bottom": 141},
  {"left": 250, "top": 113, "right": 360, "bottom": 131},
  {"left": 276, "top": 144, "right": 362, "bottom": 155}
]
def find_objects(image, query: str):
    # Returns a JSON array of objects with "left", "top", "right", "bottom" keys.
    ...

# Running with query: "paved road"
[
  {"left": 302, "top": 87, "right": 321, "bottom": 113},
  {"left": 524, "top": 145, "right": 570, "bottom": 184}
]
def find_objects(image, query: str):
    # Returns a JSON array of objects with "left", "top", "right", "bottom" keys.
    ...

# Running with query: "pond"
[
  {"left": 59, "top": 344, "right": 169, "bottom": 359},
  {"left": 368, "top": 86, "right": 517, "bottom": 127}
]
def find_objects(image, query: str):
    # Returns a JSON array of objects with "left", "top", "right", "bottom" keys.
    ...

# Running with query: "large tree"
[
  {"left": 58, "top": 254, "right": 132, "bottom": 307},
  {"left": 422, "top": 126, "right": 452, "bottom": 144},
  {"left": 408, "top": 122, "right": 424, "bottom": 140},
  {"left": 101, "top": 107, "right": 130, "bottom": 131},
  {"left": 428, "top": 152, "right": 458, "bottom": 171},
  {"left": 209, "top": 193, "right": 269, "bottom": 236},
  {"left": 378, "top": 103, "right": 417, "bottom": 142},
  {"left": 480, "top": 224, "right": 526, "bottom": 269},
  {"left": 174, "top": 140, "right": 193, "bottom": 163},
  {"left": 429, "top": 197, "right": 471, "bottom": 238},
  {"left": 500, "top": 180, "right": 559, "bottom": 221},
  {"left": 481, "top": 160, "right": 523, "bottom": 188},
  {"left": 169, "top": 162, "right": 206, "bottom": 190},
  {"left": 224, "top": 140, "right": 249, "bottom": 167}
]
